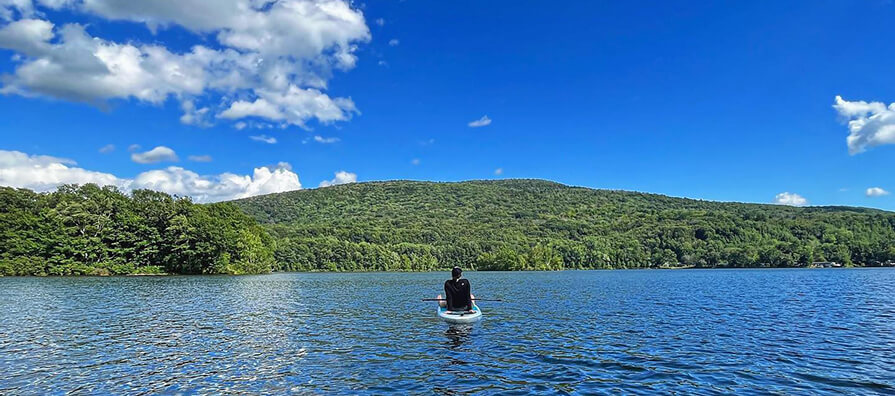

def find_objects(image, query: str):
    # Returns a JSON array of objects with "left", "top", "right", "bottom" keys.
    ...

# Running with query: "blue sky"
[{"left": 1, "top": 1, "right": 894, "bottom": 208}]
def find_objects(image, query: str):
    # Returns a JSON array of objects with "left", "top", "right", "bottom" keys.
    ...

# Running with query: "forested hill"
[
  {"left": 1, "top": 185, "right": 275, "bottom": 276},
  {"left": 233, "top": 179, "right": 895, "bottom": 271}
]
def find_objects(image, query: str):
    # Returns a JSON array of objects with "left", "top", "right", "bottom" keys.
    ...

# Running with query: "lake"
[{"left": 1, "top": 269, "right": 894, "bottom": 394}]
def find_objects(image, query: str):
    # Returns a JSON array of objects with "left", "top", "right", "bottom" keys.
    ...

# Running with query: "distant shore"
[
  {"left": 4, "top": 264, "right": 895, "bottom": 278},
  {"left": 6, "top": 181, "right": 895, "bottom": 277}
]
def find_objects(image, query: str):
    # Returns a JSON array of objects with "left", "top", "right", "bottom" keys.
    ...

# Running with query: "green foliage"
[
  {"left": 232, "top": 179, "right": 895, "bottom": 271},
  {"left": 0, "top": 184, "right": 275, "bottom": 276},
  {"left": 5, "top": 179, "right": 894, "bottom": 275},
  {"left": 131, "top": 265, "right": 166, "bottom": 275}
]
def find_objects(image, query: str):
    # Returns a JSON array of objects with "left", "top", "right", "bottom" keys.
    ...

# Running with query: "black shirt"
[{"left": 444, "top": 278, "right": 472, "bottom": 311}]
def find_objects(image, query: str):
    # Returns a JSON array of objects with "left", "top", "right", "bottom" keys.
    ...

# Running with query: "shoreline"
[{"left": 3, "top": 265, "right": 894, "bottom": 278}]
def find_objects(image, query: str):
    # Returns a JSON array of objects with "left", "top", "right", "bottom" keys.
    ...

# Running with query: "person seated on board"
[{"left": 437, "top": 266, "right": 476, "bottom": 312}]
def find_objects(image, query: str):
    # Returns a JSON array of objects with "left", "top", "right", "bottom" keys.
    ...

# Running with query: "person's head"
[{"left": 451, "top": 266, "right": 462, "bottom": 280}]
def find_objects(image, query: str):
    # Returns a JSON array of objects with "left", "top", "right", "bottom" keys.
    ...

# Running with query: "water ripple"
[{"left": 1, "top": 269, "right": 894, "bottom": 394}]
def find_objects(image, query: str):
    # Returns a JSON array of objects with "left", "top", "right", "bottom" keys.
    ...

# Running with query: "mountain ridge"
[
  {"left": 236, "top": 178, "right": 888, "bottom": 213},
  {"left": 232, "top": 179, "right": 895, "bottom": 271}
]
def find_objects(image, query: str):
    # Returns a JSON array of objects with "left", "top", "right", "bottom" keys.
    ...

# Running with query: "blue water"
[{"left": 1, "top": 269, "right": 894, "bottom": 394}]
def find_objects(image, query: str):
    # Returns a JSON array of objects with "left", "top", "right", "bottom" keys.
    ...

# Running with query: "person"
[{"left": 438, "top": 266, "right": 475, "bottom": 312}]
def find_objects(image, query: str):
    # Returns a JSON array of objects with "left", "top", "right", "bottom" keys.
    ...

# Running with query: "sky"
[{"left": 1, "top": 1, "right": 894, "bottom": 208}]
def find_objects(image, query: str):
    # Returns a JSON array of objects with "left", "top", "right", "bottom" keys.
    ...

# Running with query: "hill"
[
  {"left": 0, "top": 185, "right": 275, "bottom": 276},
  {"left": 232, "top": 179, "right": 895, "bottom": 271}
]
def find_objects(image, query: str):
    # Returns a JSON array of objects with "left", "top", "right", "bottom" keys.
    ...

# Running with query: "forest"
[
  {"left": 0, "top": 184, "right": 275, "bottom": 276},
  {"left": 3, "top": 179, "right": 895, "bottom": 275},
  {"left": 233, "top": 179, "right": 895, "bottom": 271}
]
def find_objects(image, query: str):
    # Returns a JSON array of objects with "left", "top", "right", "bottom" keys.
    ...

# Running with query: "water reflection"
[
  {"left": 1, "top": 270, "right": 894, "bottom": 394},
  {"left": 444, "top": 324, "right": 472, "bottom": 349}
]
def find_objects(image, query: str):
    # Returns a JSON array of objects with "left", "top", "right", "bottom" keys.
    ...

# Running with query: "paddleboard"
[{"left": 437, "top": 305, "right": 482, "bottom": 324}]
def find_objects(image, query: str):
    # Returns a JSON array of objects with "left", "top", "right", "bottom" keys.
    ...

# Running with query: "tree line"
[
  {"left": 234, "top": 179, "right": 895, "bottom": 271},
  {"left": 0, "top": 184, "right": 275, "bottom": 276},
  {"left": 4, "top": 179, "right": 895, "bottom": 275}
]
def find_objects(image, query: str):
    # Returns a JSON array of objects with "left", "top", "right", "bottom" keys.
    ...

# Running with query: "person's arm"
[{"left": 465, "top": 280, "right": 473, "bottom": 311}]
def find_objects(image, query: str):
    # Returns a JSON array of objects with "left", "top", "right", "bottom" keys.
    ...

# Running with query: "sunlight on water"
[{"left": 1, "top": 269, "right": 894, "bottom": 394}]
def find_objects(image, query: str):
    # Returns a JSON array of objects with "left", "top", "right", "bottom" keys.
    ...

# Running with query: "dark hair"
[{"left": 451, "top": 266, "right": 462, "bottom": 279}]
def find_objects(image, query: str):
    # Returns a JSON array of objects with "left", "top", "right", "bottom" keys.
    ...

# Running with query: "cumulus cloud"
[
  {"left": 219, "top": 86, "right": 358, "bottom": 128},
  {"left": 833, "top": 96, "right": 895, "bottom": 154},
  {"left": 468, "top": 115, "right": 491, "bottom": 128},
  {"left": 0, "top": 18, "right": 53, "bottom": 53},
  {"left": 68, "top": 0, "right": 369, "bottom": 62},
  {"left": 0, "top": 22, "right": 210, "bottom": 103},
  {"left": 131, "top": 146, "right": 178, "bottom": 164},
  {"left": 98, "top": 144, "right": 114, "bottom": 153},
  {"left": 0, "top": 149, "right": 301, "bottom": 202},
  {"left": 0, "top": 149, "right": 123, "bottom": 191},
  {"left": 773, "top": 192, "right": 808, "bottom": 206},
  {"left": 250, "top": 135, "right": 277, "bottom": 144},
  {"left": 318, "top": 170, "right": 356, "bottom": 187},
  {"left": 388, "top": 38, "right": 399, "bottom": 46},
  {"left": 0, "top": 0, "right": 370, "bottom": 128},
  {"left": 866, "top": 187, "right": 890, "bottom": 197},
  {"left": 219, "top": 98, "right": 285, "bottom": 121},
  {"left": 187, "top": 155, "right": 212, "bottom": 162},
  {"left": 313, "top": 135, "right": 340, "bottom": 144},
  {"left": 133, "top": 164, "right": 301, "bottom": 202}
]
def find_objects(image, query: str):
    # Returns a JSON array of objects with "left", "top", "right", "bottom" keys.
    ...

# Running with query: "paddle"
[{"left": 421, "top": 298, "right": 503, "bottom": 302}]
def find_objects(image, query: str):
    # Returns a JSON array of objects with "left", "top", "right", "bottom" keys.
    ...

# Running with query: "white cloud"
[
  {"left": 127, "top": 144, "right": 141, "bottom": 152},
  {"left": 131, "top": 146, "right": 178, "bottom": 164},
  {"left": 220, "top": 98, "right": 284, "bottom": 121},
  {"left": 313, "top": 135, "right": 340, "bottom": 144},
  {"left": 179, "top": 99, "right": 211, "bottom": 127},
  {"left": 249, "top": 135, "right": 277, "bottom": 144},
  {"left": 866, "top": 187, "right": 890, "bottom": 197},
  {"left": 0, "top": 149, "right": 124, "bottom": 191},
  {"left": 377, "top": 60, "right": 387, "bottom": 67},
  {"left": 234, "top": 121, "right": 247, "bottom": 130},
  {"left": 494, "top": 168, "right": 503, "bottom": 176},
  {"left": 73, "top": 0, "right": 370, "bottom": 61},
  {"left": 468, "top": 115, "right": 491, "bottom": 128},
  {"left": 98, "top": 144, "right": 114, "bottom": 153},
  {"left": 133, "top": 164, "right": 301, "bottom": 202},
  {"left": 0, "top": 22, "right": 210, "bottom": 103},
  {"left": 773, "top": 192, "right": 808, "bottom": 206},
  {"left": 0, "top": 18, "right": 53, "bottom": 54},
  {"left": 0, "top": 0, "right": 370, "bottom": 128},
  {"left": 388, "top": 38, "right": 399, "bottom": 46},
  {"left": 411, "top": 158, "right": 420, "bottom": 166},
  {"left": 219, "top": 86, "right": 357, "bottom": 128},
  {"left": 833, "top": 96, "right": 895, "bottom": 154},
  {"left": 0, "top": 149, "right": 301, "bottom": 202},
  {"left": 318, "top": 170, "right": 356, "bottom": 187},
  {"left": 187, "top": 154, "right": 212, "bottom": 162}
]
